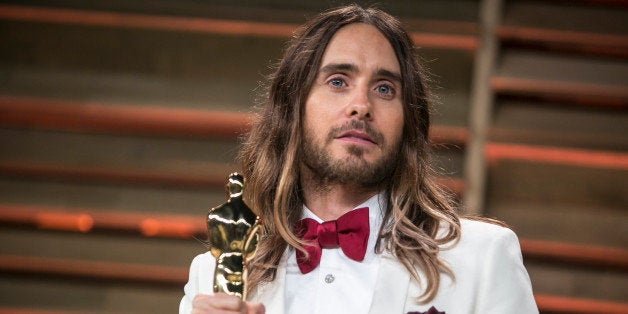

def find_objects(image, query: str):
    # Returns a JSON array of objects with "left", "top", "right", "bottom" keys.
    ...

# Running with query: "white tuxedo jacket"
[{"left": 180, "top": 219, "right": 538, "bottom": 314}]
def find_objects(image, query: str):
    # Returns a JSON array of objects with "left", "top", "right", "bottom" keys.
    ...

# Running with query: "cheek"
[
  {"left": 304, "top": 94, "right": 338, "bottom": 132},
  {"left": 303, "top": 105, "right": 330, "bottom": 142},
  {"left": 304, "top": 89, "right": 323, "bottom": 123},
  {"left": 382, "top": 106, "right": 404, "bottom": 144}
]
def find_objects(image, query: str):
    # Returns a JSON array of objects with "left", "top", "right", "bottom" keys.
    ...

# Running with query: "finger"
[
  {"left": 192, "top": 294, "right": 213, "bottom": 311},
  {"left": 192, "top": 293, "right": 245, "bottom": 313},
  {"left": 246, "top": 302, "right": 266, "bottom": 314},
  {"left": 207, "top": 293, "right": 245, "bottom": 311},
  {"left": 212, "top": 294, "right": 243, "bottom": 311}
]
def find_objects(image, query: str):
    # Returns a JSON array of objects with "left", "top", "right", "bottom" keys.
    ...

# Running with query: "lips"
[{"left": 336, "top": 130, "right": 376, "bottom": 144}]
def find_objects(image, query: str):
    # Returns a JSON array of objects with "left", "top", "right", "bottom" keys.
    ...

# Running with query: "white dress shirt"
[{"left": 284, "top": 193, "right": 385, "bottom": 314}]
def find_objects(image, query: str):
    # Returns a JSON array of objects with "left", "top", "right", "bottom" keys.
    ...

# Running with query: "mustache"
[{"left": 327, "top": 120, "right": 384, "bottom": 144}]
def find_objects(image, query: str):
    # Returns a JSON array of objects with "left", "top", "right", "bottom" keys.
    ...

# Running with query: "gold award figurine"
[{"left": 206, "top": 173, "right": 261, "bottom": 299}]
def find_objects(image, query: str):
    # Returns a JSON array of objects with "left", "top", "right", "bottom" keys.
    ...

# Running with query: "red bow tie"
[{"left": 294, "top": 207, "right": 370, "bottom": 274}]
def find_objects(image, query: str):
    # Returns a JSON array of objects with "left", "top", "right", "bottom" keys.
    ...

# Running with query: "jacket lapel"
[{"left": 368, "top": 251, "right": 411, "bottom": 314}]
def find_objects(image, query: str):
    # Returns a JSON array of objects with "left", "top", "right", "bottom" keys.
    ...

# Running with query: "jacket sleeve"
[
  {"left": 475, "top": 227, "right": 538, "bottom": 313},
  {"left": 179, "top": 252, "right": 215, "bottom": 314}
]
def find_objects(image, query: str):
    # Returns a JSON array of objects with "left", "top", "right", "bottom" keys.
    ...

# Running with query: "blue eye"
[
  {"left": 377, "top": 85, "right": 393, "bottom": 95},
  {"left": 330, "top": 78, "right": 344, "bottom": 87}
]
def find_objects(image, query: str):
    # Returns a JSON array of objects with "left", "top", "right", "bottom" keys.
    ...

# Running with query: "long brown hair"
[{"left": 238, "top": 5, "right": 461, "bottom": 303}]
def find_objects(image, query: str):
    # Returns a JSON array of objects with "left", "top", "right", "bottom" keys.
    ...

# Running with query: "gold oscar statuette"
[{"left": 206, "top": 173, "right": 261, "bottom": 299}]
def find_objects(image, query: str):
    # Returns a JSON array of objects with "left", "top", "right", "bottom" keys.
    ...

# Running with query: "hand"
[{"left": 192, "top": 293, "right": 265, "bottom": 314}]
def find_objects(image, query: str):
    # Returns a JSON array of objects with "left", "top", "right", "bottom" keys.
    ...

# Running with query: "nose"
[{"left": 345, "top": 85, "right": 372, "bottom": 120}]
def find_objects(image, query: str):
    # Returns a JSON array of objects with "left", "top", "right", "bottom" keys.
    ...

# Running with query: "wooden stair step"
[
  {"left": 0, "top": 160, "right": 228, "bottom": 190},
  {"left": 0, "top": 0, "right": 481, "bottom": 26},
  {"left": 0, "top": 95, "right": 249, "bottom": 140},
  {"left": 0, "top": 160, "right": 464, "bottom": 195},
  {"left": 491, "top": 77, "right": 628, "bottom": 108},
  {"left": 1, "top": 203, "right": 625, "bottom": 270},
  {"left": 0, "top": 226, "right": 203, "bottom": 268},
  {"left": 489, "top": 127, "right": 628, "bottom": 151},
  {"left": 494, "top": 48, "right": 628, "bottom": 108},
  {"left": 547, "top": 0, "right": 628, "bottom": 7},
  {"left": 0, "top": 274, "right": 181, "bottom": 313},
  {"left": 534, "top": 294, "right": 628, "bottom": 314},
  {"left": 0, "top": 66, "right": 256, "bottom": 111},
  {"left": 1, "top": 254, "right": 627, "bottom": 313},
  {"left": 503, "top": 0, "right": 628, "bottom": 36},
  {"left": 0, "top": 254, "right": 186, "bottom": 285},
  {"left": 490, "top": 100, "right": 628, "bottom": 151},
  {"left": 498, "top": 25, "right": 628, "bottom": 58},
  {"left": 520, "top": 238, "right": 628, "bottom": 271},
  {"left": 485, "top": 143, "right": 628, "bottom": 170},
  {"left": 0, "top": 177, "right": 222, "bottom": 216},
  {"left": 526, "top": 260, "right": 628, "bottom": 307},
  {"left": 0, "top": 95, "right": 469, "bottom": 145},
  {"left": 0, "top": 4, "right": 477, "bottom": 51},
  {"left": 0, "top": 4, "right": 293, "bottom": 38},
  {"left": 0, "top": 309, "right": 94, "bottom": 314},
  {"left": 0, "top": 204, "right": 206, "bottom": 239}
]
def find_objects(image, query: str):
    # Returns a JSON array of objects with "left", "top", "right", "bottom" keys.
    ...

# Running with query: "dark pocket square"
[{"left": 407, "top": 306, "right": 445, "bottom": 314}]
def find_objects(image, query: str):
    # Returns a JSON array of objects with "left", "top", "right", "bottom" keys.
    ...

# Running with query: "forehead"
[{"left": 320, "top": 23, "right": 400, "bottom": 74}]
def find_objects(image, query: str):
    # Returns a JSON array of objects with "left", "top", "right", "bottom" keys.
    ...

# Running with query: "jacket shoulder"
[
  {"left": 459, "top": 218, "right": 518, "bottom": 246},
  {"left": 440, "top": 218, "right": 522, "bottom": 263},
  {"left": 433, "top": 219, "right": 537, "bottom": 313}
]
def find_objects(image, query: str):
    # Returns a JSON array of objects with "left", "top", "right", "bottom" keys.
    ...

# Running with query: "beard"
[{"left": 301, "top": 120, "right": 400, "bottom": 188}]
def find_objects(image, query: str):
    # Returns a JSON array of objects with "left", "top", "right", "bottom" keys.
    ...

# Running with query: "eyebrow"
[
  {"left": 376, "top": 68, "right": 402, "bottom": 84},
  {"left": 319, "top": 63, "right": 358, "bottom": 75},
  {"left": 319, "top": 62, "right": 402, "bottom": 84}
]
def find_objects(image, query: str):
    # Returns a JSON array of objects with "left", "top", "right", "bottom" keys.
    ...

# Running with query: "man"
[{"left": 181, "top": 5, "right": 537, "bottom": 314}]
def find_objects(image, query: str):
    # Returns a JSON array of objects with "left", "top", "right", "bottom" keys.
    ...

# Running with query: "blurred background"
[{"left": 0, "top": 0, "right": 626, "bottom": 313}]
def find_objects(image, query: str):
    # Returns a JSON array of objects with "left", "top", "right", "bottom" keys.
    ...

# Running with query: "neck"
[{"left": 300, "top": 166, "right": 379, "bottom": 221}]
